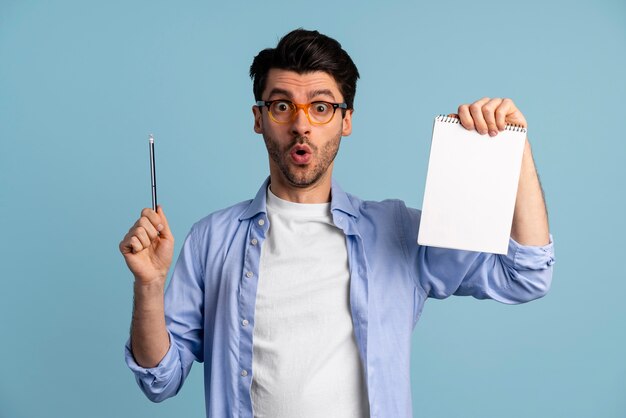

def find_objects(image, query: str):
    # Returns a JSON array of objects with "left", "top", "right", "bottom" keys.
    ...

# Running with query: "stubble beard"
[{"left": 263, "top": 129, "right": 342, "bottom": 188}]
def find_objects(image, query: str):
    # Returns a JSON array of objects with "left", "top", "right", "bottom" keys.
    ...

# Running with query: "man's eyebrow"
[
  {"left": 266, "top": 88, "right": 292, "bottom": 99},
  {"left": 265, "top": 88, "right": 338, "bottom": 101},
  {"left": 308, "top": 89, "right": 336, "bottom": 101}
]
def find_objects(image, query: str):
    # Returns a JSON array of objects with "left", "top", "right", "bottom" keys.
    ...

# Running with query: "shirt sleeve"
[
  {"left": 124, "top": 227, "right": 205, "bottom": 402},
  {"left": 398, "top": 201, "right": 555, "bottom": 304}
]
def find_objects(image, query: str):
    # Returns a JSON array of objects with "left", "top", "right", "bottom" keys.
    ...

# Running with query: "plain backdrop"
[{"left": 1, "top": 1, "right": 624, "bottom": 417}]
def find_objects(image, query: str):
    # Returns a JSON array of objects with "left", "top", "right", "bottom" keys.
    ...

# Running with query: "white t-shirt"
[{"left": 251, "top": 187, "right": 369, "bottom": 418}]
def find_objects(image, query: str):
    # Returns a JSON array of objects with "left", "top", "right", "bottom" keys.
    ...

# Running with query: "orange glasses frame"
[{"left": 256, "top": 100, "right": 348, "bottom": 125}]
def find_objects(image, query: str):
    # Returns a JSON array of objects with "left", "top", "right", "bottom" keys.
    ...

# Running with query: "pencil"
[{"left": 149, "top": 134, "right": 157, "bottom": 211}]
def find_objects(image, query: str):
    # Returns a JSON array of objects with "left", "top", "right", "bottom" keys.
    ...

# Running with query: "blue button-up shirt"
[{"left": 125, "top": 178, "right": 555, "bottom": 418}]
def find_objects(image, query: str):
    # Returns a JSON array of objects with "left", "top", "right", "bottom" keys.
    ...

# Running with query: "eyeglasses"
[{"left": 256, "top": 100, "right": 348, "bottom": 125}]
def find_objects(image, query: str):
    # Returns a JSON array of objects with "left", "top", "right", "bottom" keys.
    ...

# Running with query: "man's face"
[{"left": 253, "top": 69, "right": 353, "bottom": 189}]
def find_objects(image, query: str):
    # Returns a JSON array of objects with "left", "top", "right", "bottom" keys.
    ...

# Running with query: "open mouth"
[{"left": 290, "top": 145, "right": 312, "bottom": 164}]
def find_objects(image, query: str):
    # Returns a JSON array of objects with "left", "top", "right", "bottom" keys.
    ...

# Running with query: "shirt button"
[
  {"left": 245, "top": 271, "right": 253, "bottom": 279},
  {"left": 251, "top": 238, "right": 258, "bottom": 246},
  {"left": 242, "top": 319, "right": 249, "bottom": 326},
  {"left": 241, "top": 370, "right": 248, "bottom": 377},
  {"left": 258, "top": 219, "right": 265, "bottom": 226}
]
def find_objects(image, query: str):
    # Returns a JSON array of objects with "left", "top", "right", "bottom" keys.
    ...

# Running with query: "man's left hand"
[{"left": 452, "top": 97, "right": 527, "bottom": 137}]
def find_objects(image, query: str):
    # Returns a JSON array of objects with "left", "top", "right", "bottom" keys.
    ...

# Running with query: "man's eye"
[
  {"left": 312, "top": 102, "right": 330, "bottom": 113},
  {"left": 274, "top": 102, "right": 291, "bottom": 112}
]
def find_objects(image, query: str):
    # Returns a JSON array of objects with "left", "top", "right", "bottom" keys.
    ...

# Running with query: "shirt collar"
[
  {"left": 239, "top": 176, "right": 359, "bottom": 221},
  {"left": 239, "top": 177, "right": 271, "bottom": 220},
  {"left": 330, "top": 178, "right": 359, "bottom": 218}
]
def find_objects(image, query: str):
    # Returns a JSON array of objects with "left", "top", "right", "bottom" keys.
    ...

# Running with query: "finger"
[
  {"left": 134, "top": 226, "right": 152, "bottom": 249},
  {"left": 495, "top": 98, "right": 519, "bottom": 130},
  {"left": 119, "top": 236, "right": 134, "bottom": 255},
  {"left": 457, "top": 104, "right": 474, "bottom": 130},
  {"left": 482, "top": 98, "right": 503, "bottom": 137},
  {"left": 120, "top": 230, "right": 138, "bottom": 254},
  {"left": 469, "top": 97, "right": 490, "bottom": 135},
  {"left": 137, "top": 216, "right": 159, "bottom": 241},
  {"left": 141, "top": 207, "right": 165, "bottom": 234},
  {"left": 129, "top": 236, "right": 144, "bottom": 254},
  {"left": 156, "top": 205, "right": 173, "bottom": 240}
]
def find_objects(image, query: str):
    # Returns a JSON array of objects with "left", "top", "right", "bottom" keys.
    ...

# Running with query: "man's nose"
[{"left": 290, "top": 107, "right": 311, "bottom": 136}]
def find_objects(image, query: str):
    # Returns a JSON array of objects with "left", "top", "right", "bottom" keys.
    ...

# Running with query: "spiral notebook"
[{"left": 417, "top": 115, "right": 527, "bottom": 254}]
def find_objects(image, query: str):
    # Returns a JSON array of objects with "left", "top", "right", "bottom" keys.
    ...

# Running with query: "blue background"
[{"left": 1, "top": 0, "right": 624, "bottom": 417}]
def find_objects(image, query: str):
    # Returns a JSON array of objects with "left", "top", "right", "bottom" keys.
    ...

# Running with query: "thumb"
[{"left": 156, "top": 205, "right": 174, "bottom": 240}]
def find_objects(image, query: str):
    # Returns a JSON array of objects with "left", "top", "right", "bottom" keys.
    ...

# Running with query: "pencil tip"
[{"left": 149, "top": 133, "right": 154, "bottom": 143}]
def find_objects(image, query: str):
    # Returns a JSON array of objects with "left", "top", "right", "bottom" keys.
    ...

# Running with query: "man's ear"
[
  {"left": 253, "top": 105, "right": 263, "bottom": 134},
  {"left": 341, "top": 108, "right": 353, "bottom": 137}
]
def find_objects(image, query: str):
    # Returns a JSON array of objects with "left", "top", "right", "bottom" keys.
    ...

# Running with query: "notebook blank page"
[{"left": 417, "top": 117, "right": 526, "bottom": 254}]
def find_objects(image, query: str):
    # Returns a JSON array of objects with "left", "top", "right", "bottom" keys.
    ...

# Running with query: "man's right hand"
[{"left": 119, "top": 205, "right": 175, "bottom": 286}]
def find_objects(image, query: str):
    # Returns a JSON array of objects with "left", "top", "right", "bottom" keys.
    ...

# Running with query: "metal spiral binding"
[
  {"left": 504, "top": 124, "right": 527, "bottom": 133},
  {"left": 436, "top": 114, "right": 460, "bottom": 124},
  {"left": 436, "top": 114, "right": 527, "bottom": 133}
]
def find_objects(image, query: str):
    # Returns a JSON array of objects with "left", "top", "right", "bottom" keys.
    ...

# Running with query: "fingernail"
[
  {"left": 479, "top": 129, "right": 488, "bottom": 135},
  {"left": 157, "top": 224, "right": 164, "bottom": 231},
  {"left": 489, "top": 130, "right": 498, "bottom": 137}
]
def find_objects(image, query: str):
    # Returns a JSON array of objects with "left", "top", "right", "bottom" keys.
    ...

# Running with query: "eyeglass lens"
[{"left": 269, "top": 101, "right": 336, "bottom": 124}]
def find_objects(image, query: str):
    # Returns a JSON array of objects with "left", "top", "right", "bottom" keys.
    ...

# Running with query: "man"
[{"left": 120, "top": 29, "right": 554, "bottom": 418}]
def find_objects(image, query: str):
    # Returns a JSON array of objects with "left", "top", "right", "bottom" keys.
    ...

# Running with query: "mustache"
[{"left": 288, "top": 136, "right": 317, "bottom": 151}]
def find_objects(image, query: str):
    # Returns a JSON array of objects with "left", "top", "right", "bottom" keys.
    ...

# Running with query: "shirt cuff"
[
  {"left": 507, "top": 234, "right": 555, "bottom": 270},
  {"left": 124, "top": 332, "right": 176, "bottom": 384}
]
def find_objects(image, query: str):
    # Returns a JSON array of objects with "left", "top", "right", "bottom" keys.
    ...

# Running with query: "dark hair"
[{"left": 250, "top": 29, "right": 360, "bottom": 109}]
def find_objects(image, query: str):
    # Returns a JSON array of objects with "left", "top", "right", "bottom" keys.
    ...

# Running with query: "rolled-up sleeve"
[
  {"left": 124, "top": 227, "right": 205, "bottom": 402},
  {"left": 399, "top": 202, "right": 555, "bottom": 304},
  {"left": 447, "top": 235, "right": 555, "bottom": 303},
  {"left": 124, "top": 331, "right": 183, "bottom": 402}
]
